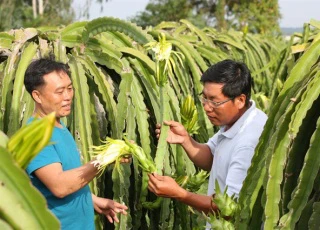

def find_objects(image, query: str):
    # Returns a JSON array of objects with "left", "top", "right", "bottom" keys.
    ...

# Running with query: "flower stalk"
[{"left": 145, "top": 32, "right": 184, "bottom": 123}]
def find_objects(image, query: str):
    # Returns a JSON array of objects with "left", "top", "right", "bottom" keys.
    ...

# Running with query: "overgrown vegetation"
[{"left": 0, "top": 16, "right": 319, "bottom": 229}]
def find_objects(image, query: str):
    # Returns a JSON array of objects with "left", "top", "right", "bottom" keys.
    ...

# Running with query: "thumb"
[
  {"left": 152, "top": 173, "right": 164, "bottom": 180},
  {"left": 163, "top": 120, "right": 173, "bottom": 126}
]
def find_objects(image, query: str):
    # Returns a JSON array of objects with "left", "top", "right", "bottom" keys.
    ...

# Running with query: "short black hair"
[
  {"left": 24, "top": 58, "right": 70, "bottom": 95},
  {"left": 200, "top": 59, "right": 252, "bottom": 106}
]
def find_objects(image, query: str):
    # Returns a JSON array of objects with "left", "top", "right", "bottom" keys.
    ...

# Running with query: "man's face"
[
  {"left": 34, "top": 70, "right": 74, "bottom": 118},
  {"left": 201, "top": 82, "right": 244, "bottom": 129}
]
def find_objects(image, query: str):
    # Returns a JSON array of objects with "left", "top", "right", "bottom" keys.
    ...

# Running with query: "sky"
[{"left": 73, "top": 0, "right": 320, "bottom": 28}]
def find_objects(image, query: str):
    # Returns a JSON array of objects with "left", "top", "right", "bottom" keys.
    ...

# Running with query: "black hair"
[
  {"left": 24, "top": 57, "right": 70, "bottom": 95},
  {"left": 200, "top": 59, "right": 252, "bottom": 106}
]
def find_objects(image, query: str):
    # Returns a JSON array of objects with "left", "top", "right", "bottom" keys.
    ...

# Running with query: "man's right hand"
[
  {"left": 148, "top": 173, "right": 187, "bottom": 199},
  {"left": 156, "top": 120, "right": 189, "bottom": 144}
]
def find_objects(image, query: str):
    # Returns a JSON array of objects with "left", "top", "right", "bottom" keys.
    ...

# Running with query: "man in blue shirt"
[{"left": 24, "top": 58, "right": 128, "bottom": 229}]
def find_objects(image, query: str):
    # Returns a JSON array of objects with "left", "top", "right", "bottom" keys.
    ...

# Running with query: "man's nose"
[
  {"left": 64, "top": 90, "right": 73, "bottom": 100},
  {"left": 203, "top": 101, "right": 213, "bottom": 112}
]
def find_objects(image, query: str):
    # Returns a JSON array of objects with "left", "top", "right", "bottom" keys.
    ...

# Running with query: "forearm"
[
  {"left": 181, "top": 135, "right": 213, "bottom": 171},
  {"left": 59, "top": 161, "right": 98, "bottom": 195},
  {"left": 148, "top": 173, "right": 218, "bottom": 214},
  {"left": 36, "top": 161, "right": 99, "bottom": 198},
  {"left": 177, "top": 190, "right": 217, "bottom": 214}
]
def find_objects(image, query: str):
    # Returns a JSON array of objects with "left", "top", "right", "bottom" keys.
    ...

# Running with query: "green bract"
[{"left": 213, "top": 180, "right": 238, "bottom": 218}]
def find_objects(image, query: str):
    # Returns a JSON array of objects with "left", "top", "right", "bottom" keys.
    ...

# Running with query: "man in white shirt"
[{"left": 148, "top": 59, "right": 267, "bottom": 216}]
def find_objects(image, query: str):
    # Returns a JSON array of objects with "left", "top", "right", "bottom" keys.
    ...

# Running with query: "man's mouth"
[
  {"left": 207, "top": 115, "right": 217, "bottom": 122},
  {"left": 62, "top": 104, "right": 71, "bottom": 109}
]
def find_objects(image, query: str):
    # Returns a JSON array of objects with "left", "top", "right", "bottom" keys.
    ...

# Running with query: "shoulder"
[
  {"left": 206, "top": 131, "right": 221, "bottom": 151},
  {"left": 248, "top": 101, "right": 268, "bottom": 122},
  {"left": 241, "top": 107, "right": 267, "bottom": 135},
  {"left": 25, "top": 144, "right": 60, "bottom": 175},
  {"left": 234, "top": 108, "right": 267, "bottom": 151}
]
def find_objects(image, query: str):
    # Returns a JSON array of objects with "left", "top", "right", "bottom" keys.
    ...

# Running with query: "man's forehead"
[
  {"left": 44, "top": 70, "right": 69, "bottom": 78},
  {"left": 202, "top": 82, "right": 224, "bottom": 95},
  {"left": 41, "top": 70, "right": 72, "bottom": 89},
  {"left": 43, "top": 70, "right": 70, "bottom": 82}
]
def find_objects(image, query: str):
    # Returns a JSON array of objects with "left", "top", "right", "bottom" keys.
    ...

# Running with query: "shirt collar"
[{"left": 219, "top": 100, "right": 256, "bottom": 139}]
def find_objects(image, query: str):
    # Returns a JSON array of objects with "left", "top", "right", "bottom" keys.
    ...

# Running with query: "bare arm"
[
  {"left": 178, "top": 190, "right": 218, "bottom": 214},
  {"left": 148, "top": 173, "right": 217, "bottom": 213},
  {"left": 180, "top": 134, "right": 213, "bottom": 171},
  {"left": 34, "top": 161, "right": 98, "bottom": 198}
]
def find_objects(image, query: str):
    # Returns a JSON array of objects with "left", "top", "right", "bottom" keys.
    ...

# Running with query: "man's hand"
[
  {"left": 156, "top": 120, "right": 189, "bottom": 144},
  {"left": 148, "top": 174, "right": 214, "bottom": 214},
  {"left": 148, "top": 173, "right": 187, "bottom": 199},
  {"left": 92, "top": 194, "right": 128, "bottom": 223}
]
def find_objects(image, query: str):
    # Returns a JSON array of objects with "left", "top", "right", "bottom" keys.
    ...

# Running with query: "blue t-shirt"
[{"left": 26, "top": 119, "right": 94, "bottom": 230}]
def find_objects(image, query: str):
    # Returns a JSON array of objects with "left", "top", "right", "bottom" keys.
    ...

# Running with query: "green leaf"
[{"left": 0, "top": 146, "right": 60, "bottom": 229}]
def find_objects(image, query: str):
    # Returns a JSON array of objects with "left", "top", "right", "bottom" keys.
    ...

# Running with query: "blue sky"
[{"left": 73, "top": 0, "right": 319, "bottom": 28}]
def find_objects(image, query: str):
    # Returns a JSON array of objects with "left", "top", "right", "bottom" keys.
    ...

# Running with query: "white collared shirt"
[{"left": 206, "top": 100, "right": 267, "bottom": 198}]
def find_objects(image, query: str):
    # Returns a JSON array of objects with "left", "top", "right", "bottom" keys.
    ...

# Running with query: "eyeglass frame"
[{"left": 199, "top": 95, "right": 234, "bottom": 108}]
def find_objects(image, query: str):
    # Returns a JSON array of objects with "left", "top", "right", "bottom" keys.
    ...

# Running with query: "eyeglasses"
[{"left": 199, "top": 96, "right": 234, "bottom": 108}]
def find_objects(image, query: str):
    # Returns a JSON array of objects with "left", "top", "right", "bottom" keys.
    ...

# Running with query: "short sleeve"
[
  {"left": 207, "top": 133, "right": 219, "bottom": 156},
  {"left": 26, "top": 144, "right": 61, "bottom": 175}
]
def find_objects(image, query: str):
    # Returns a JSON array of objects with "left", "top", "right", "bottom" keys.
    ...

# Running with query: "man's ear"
[
  {"left": 32, "top": 90, "right": 42, "bottom": 104},
  {"left": 236, "top": 94, "right": 246, "bottom": 109}
]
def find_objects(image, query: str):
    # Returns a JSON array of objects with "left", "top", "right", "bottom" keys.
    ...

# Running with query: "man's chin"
[
  {"left": 209, "top": 119, "right": 218, "bottom": 125},
  {"left": 210, "top": 120, "right": 221, "bottom": 126},
  {"left": 58, "top": 111, "right": 71, "bottom": 118}
]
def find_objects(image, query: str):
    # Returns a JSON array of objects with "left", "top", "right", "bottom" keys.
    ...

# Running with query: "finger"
[
  {"left": 147, "top": 175, "right": 156, "bottom": 187},
  {"left": 156, "top": 123, "right": 161, "bottom": 128},
  {"left": 152, "top": 173, "right": 164, "bottom": 180},
  {"left": 119, "top": 208, "right": 127, "bottom": 215},
  {"left": 111, "top": 211, "right": 120, "bottom": 223},
  {"left": 114, "top": 202, "right": 128, "bottom": 210},
  {"left": 94, "top": 206, "right": 102, "bottom": 214},
  {"left": 148, "top": 173, "right": 156, "bottom": 181},
  {"left": 106, "top": 215, "right": 113, "bottom": 223},
  {"left": 114, "top": 208, "right": 122, "bottom": 213},
  {"left": 148, "top": 182, "right": 155, "bottom": 193},
  {"left": 163, "top": 120, "right": 172, "bottom": 126},
  {"left": 114, "top": 216, "right": 120, "bottom": 223}
]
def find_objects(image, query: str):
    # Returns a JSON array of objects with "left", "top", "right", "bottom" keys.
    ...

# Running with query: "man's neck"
[{"left": 224, "top": 102, "right": 252, "bottom": 131}]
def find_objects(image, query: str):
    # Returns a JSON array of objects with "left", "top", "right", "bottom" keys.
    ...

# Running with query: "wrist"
[
  {"left": 90, "top": 159, "right": 100, "bottom": 173},
  {"left": 181, "top": 134, "right": 192, "bottom": 148},
  {"left": 176, "top": 187, "right": 189, "bottom": 202}
]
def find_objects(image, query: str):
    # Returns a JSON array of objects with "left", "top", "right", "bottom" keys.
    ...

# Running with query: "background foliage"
[
  {"left": 0, "top": 0, "right": 281, "bottom": 35},
  {"left": 131, "top": 0, "right": 281, "bottom": 35}
]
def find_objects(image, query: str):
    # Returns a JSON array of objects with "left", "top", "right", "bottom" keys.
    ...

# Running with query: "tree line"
[{"left": 0, "top": 0, "right": 281, "bottom": 35}]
